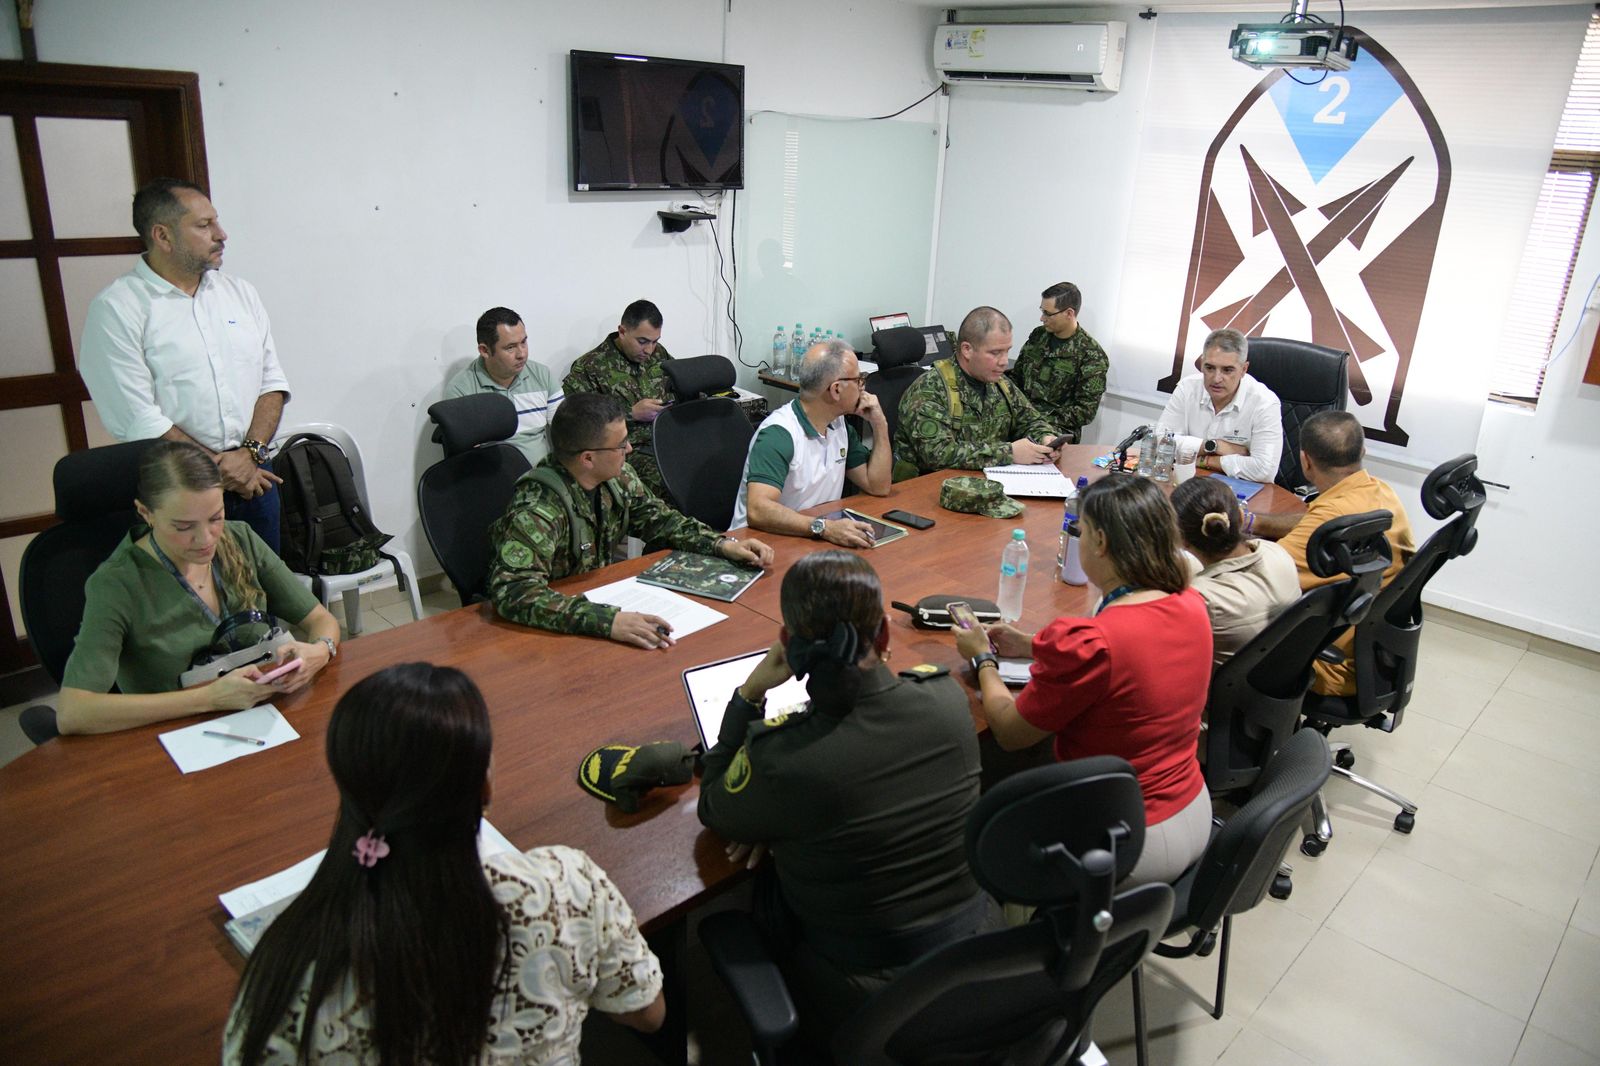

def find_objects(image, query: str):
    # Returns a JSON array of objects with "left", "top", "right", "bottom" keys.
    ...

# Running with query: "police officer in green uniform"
[
  {"left": 1006, "top": 281, "right": 1109, "bottom": 444},
  {"left": 698, "top": 551, "right": 988, "bottom": 1046},
  {"left": 561, "top": 299, "right": 675, "bottom": 498},
  {"left": 893, "top": 306, "right": 1061, "bottom": 476},
  {"left": 486, "top": 393, "right": 773, "bottom": 648}
]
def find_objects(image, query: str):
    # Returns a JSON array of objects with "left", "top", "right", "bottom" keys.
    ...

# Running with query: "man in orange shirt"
[{"left": 1253, "top": 411, "right": 1415, "bottom": 695}]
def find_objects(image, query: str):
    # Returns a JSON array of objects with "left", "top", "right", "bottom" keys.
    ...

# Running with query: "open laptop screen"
[
  {"left": 682, "top": 650, "right": 811, "bottom": 748},
  {"left": 869, "top": 312, "right": 912, "bottom": 333}
]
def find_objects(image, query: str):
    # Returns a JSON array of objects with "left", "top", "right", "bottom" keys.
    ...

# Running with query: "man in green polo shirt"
[
  {"left": 562, "top": 299, "right": 675, "bottom": 497},
  {"left": 1006, "top": 281, "right": 1109, "bottom": 444},
  {"left": 730, "top": 340, "right": 891, "bottom": 546},
  {"left": 443, "top": 306, "right": 563, "bottom": 465}
]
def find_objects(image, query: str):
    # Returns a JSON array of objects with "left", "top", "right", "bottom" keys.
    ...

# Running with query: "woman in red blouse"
[{"left": 954, "top": 474, "right": 1214, "bottom": 886}]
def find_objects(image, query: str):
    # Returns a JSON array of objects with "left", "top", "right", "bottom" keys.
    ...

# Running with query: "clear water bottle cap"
[{"left": 1012, "top": 528, "right": 1026, "bottom": 539}]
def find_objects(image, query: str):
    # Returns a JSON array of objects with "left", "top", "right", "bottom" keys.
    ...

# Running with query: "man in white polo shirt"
[
  {"left": 79, "top": 178, "right": 290, "bottom": 550},
  {"left": 444, "top": 306, "right": 564, "bottom": 465},
  {"left": 1157, "top": 327, "right": 1283, "bottom": 484},
  {"left": 731, "top": 340, "right": 892, "bottom": 547}
]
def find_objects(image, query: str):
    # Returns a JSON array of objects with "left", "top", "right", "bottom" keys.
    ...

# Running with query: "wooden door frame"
[{"left": 0, "top": 61, "right": 208, "bottom": 673}]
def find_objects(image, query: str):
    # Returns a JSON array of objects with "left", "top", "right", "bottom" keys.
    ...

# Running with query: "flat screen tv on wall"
[{"left": 569, "top": 50, "right": 745, "bottom": 192}]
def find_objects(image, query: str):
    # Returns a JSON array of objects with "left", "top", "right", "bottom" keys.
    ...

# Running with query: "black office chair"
[
  {"left": 1204, "top": 510, "right": 1393, "bottom": 804},
  {"left": 419, "top": 395, "right": 532, "bottom": 605},
  {"left": 1241, "top": 338, "right": 1349, "bottom": 492},
  {"left": 17, "top": 439, "right": 159, "bottom": 744},
  {"left": 1130, "top": 729, "right": 1332, "bottom": 1066},
  {"left": 653, "top": 355, "right": 754, "bottom": 529},
  {"left": 865, "top": 326, "right": 928, "bottom": 448},
  {"left": 1299, "top": 455, "right": 1486, "bottom": 837},
  {"left": 700, "top": 756, "right": 1174, "bottom": 1066}
]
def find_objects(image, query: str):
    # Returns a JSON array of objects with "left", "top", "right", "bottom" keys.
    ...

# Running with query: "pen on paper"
[{"left": 203, "top": 730, "right": 266, "bottom": 747}]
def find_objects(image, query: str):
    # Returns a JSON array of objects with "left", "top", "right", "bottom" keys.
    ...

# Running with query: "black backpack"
[{"left": 276, "top": 433, "right": 393, "bottom": 583}]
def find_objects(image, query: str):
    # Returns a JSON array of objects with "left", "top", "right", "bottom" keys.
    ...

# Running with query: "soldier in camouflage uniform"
[
  {"left": 487, "top": 393, "right": 773, "bottom": 648},
  {"left": 562, "top": 299, "right": 675, "bottom": 498},
  {"left": 893, "top": 306, "right": 1060, "bottom": 476},
  {"left": 1006, "top": 281, "right": 1109, "bottom": 444}
]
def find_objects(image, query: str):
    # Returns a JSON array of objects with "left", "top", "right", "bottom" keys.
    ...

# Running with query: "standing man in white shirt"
[
  {"left": 1157, "top": 328, "right": 1283, "bottom": 484},
  {"left": 730, "top": 340, "right": 892, "bottom": 544},
  {"left": 443, "top": 307, "right": 563, "bottom": 466},
  {"left": 79, "top": 179, "right": 290, "bottom": 550}
]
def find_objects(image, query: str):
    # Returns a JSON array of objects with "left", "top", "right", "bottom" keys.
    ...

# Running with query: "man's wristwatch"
[
  {"left": 317, "top": 636, "right": 337, "bottom": 661},
  {"left": 970, "top": 651, "right": 999, "bottom": 674},
  {"left": 809, "top": 517, "right": 827, "bottom": 539},
  {"left": 242, "top": 438, "right": 273, "bottom": 465},
  {"left": 1202, "top": 438, "right": 1217, "bottom": 455}
]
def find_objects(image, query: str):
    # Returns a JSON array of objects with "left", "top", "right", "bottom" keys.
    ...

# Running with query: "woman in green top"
[{"left": 57, "top": 441, "right": 342, "bottom": 735}]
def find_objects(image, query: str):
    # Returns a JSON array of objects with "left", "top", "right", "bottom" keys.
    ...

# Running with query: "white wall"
[
  {"left": 5, "top": 0, "right": 941, "bottom": 578},
  {"left": 933, "top": 4, "right": 1600, "bottom": 650}
]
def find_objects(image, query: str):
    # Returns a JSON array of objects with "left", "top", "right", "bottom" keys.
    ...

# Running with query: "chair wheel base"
[
  {"left": 1269, "top": 873, "right": 1293, "bottom": 900},
  {"left": 1301, "top": 834, "right": 1328, "bottom": 857},
  {"left": 1394, "top": 811, "right": 1416, "bottom": 834},
  {"left": 1334, "top": 748, "right": 1356, "bottom": 770}
]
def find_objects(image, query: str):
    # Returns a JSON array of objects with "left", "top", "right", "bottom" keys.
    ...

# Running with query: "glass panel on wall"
[
  {"left": 59, "top": 254, "right": 140, "bottom": 357},
  {"left": 0, "top": 406, "right": 69, "bottom": 520},
  {"left": 36, "top": 117, "right": 137, "bottom": 239},
  {"left": 0, "top": 532, "right": 37, "bottom": 639},
  {"left": 0, "top": 116, "right": 30, "bottom": 239},
  {"left": 82, "top": 401, "right": 118, "bottom": 449},
  {"left": 0, "top": 259, "right": 55, "bottom": 376}
]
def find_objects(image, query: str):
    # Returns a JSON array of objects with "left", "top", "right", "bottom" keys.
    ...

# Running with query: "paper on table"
[
  {"left": 219, "top": 819, "right": 519, "bottom": 918},
  {"left": 982, "top": 464, "right": 1077, "bottom": 498},
  {"left": 159, "top": 704, "right": 298, "bottom": 775},
  {"left": 998, "top": 659, "right": 1032, "bottom": 686},
  {"left": 583, "top": 576, "right": 727, "bottom": 639}
]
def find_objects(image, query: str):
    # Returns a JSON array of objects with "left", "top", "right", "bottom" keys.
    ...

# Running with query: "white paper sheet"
[
  {"left": 982, "top": 464, "right": 1077, "bottom": 498},
  {"left": 219, "top": 819, "right": 519, "bottom": 918},
  {"left": 158, "top": 705, "right": 299, "bottom": 774},
  {"left": 998, "top": 658, "right": 1033, "bottom": 686},
  {"left": 583, "top": 576, "right": 728, "bottom": 639}
]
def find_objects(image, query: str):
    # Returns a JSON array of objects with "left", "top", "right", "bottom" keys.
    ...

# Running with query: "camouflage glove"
[{"left": 577, "top": 741, "right": 695, "bottom": 813}]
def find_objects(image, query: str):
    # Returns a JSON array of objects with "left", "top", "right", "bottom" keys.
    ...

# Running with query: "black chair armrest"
[{"left": 698, "top": 910, "right": 800, "bottom": 1050}]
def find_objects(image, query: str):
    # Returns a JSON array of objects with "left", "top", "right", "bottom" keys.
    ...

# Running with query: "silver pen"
[{"left": 203, "top": 729, "right": 266, "bottom": 747}]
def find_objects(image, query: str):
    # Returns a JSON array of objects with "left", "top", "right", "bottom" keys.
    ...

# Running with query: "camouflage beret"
[{"left": 939, "top": 476, "right": 1025, "bottom": 519}]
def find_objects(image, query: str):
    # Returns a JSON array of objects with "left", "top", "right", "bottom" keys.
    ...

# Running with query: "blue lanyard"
[
  {"left": 148, "top": 536, "right": 226, "bottom": 628},
  {"left": 1095, "top": 584, "right": 1144, "bottom": 615}
]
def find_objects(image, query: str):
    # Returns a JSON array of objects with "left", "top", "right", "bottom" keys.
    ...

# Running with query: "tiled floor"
[{"left": 3, "top": 605, "right": 1598, "bottom": 1065}]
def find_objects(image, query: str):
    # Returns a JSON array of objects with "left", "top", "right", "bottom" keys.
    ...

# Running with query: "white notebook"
[{"left": 983, "top": 464, "right": 1077, "bottom": 498}]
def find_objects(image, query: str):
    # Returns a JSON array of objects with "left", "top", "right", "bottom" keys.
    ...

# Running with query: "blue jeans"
[{"left": 225, "top": 459, "right": 281, "bottom": 554}]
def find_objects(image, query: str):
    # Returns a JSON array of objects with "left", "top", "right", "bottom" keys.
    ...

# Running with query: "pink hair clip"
[{"left": 353, "top": 830, "right": 390, "bottom": 868}]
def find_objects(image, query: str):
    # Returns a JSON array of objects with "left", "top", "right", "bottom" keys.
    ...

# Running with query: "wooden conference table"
[{"left": 0, "top": 448, "right": 1300, "bottom": 1063}]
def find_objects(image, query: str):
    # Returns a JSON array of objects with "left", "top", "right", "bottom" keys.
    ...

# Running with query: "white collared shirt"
[
  {"left": 78, "top": 257, "right": 290, "bottom": 452},
  {"left": 1157, "top": 373, "right": 1282, "bottom": 483}
]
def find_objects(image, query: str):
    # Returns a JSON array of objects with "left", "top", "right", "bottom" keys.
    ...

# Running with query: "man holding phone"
[{"left": 730, "top": 341, "right": 892, "bottom": 547}]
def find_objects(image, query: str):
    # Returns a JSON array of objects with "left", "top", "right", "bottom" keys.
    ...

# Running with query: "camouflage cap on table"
[{"left": 939, "top": 476, "right": 1025, "bottom": 519}]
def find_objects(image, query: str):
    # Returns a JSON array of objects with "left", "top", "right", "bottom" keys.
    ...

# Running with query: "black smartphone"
[
  {"left": 882, "top": 509, "right": 934, "bottom": 530},
  {"left": 1046, "top": 433, "right": 1074, "bottom": 450}
]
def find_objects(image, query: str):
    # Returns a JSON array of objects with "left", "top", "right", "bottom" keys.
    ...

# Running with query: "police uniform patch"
[
  {"left": 500, "top": 541, "right": 535, "bottom": 568},
  {"left": 723, "top": 747, "right": 753, "bottom": 793}
]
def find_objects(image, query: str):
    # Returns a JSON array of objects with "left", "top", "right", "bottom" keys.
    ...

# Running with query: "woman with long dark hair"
[
  {"left": 699, "top": 550, "right": 987, "bottom": 1044},
  {"left": 58, "top": 440, "right": 340, "bottom": 734},
  {"left": 954, "top": 475, "right": 1213, "bottom": 886},
  {"left": 224, "top": 663, "right": 664, "bottom": 1065},
  {"left": 1171, "top": 476, "right": 1298, "bottom": 666}
]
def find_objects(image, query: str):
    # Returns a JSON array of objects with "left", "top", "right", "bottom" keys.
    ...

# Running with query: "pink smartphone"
[
  {"left": 255, "top": 658, "right": 304, "bottom": 684},
  {"left": 946, "top": 600, "right": 979, "bottom": 631}
]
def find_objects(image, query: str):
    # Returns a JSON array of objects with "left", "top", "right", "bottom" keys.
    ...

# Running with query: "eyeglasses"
[
  {"left": 587, "top": 442, "right": 631, "bottom": 453},
  {"left": 834, "top": 373, "right": 871, "bottom": 388},
  {"left": 1040, "top": 306, "right": 1068, "bottom": 319}
]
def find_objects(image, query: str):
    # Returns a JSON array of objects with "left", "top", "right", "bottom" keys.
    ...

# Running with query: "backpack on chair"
[{"left": 276, "top": 433, "right": 393, "bottom": 583}]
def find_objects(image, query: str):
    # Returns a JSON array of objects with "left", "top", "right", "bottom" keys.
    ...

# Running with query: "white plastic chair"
[{"left": 272, "top": 422, "right": 423, "bottom": 635}]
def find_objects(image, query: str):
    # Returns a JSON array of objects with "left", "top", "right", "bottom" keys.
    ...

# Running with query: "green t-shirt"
[{"left": 63, "top": 522, "right": 320, "bottom": 695}]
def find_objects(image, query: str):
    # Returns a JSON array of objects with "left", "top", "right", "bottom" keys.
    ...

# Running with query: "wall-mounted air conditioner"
[{"left": 934, "top": 22, "right": 1127, "bottom": 93}]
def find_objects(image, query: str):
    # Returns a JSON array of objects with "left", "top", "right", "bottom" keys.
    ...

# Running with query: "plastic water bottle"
[
  {"left": 998, "top": 528, "right": 1029, "bottom": 622},
  {"left": 1137, "top": 425, "right": 1156, "bottom": 477},
  {"left": 790, "top": 323, "right": 807, "bottom": 370},
  {"left": 772, "top": 326, "right": 789, "bottom": 375},
  {"left": 1060, "top": 517, "right": 1088, "bottom": 585},
  {"left": 1152, "top": 428, "right": 1177, "bottom": 482}
]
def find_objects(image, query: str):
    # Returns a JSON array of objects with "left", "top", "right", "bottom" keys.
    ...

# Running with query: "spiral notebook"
[{"left": 982, "top": 464, "right": 1077, "bottom": 498}]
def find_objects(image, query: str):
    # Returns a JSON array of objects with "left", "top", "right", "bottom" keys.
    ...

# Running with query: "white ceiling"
[{"left": 899, "top": 0, "right": 1588, "bottom": 11}]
